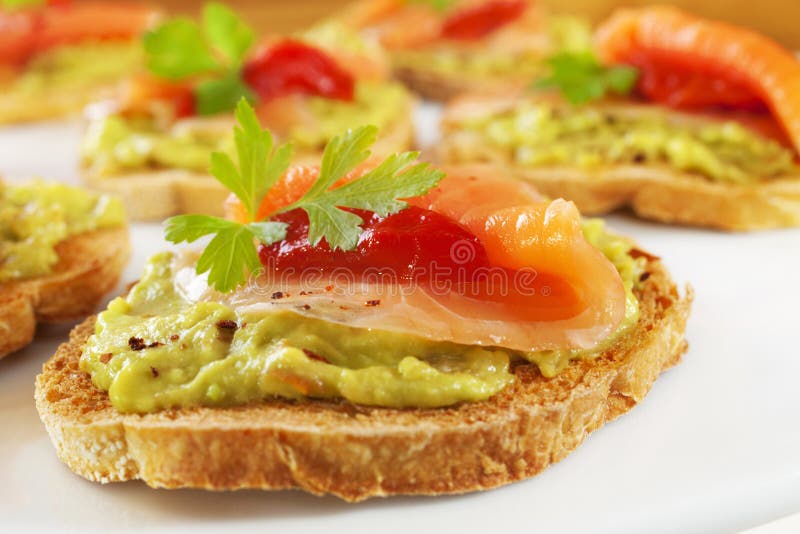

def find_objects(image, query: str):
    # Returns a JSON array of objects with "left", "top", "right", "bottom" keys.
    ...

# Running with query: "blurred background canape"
[{"left": 153, "top": 0, "right": 800, "bottom": 48}]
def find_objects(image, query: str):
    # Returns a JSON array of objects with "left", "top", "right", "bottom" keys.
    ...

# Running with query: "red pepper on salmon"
[{"left": 243, "top": 40, "right": 356, "bottom": 103}]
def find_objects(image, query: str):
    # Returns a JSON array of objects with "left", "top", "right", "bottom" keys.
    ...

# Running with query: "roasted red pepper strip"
[
  {"left": 620, "top": 51, "right": 766, "bottom": 112},
  {"left": 440, "top": 0, "right": 527, "bottom": 40},
  {"left": 243, "top": 39, "right": 355, "bottom": 102},
  {"left": 258, "top": 206, "right": 491, "bottom": 284}
]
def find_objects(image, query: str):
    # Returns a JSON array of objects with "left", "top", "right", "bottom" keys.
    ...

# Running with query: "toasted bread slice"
[
  {"left": 35, "top": 254, "right": 691, "bottom": 501},
  {"left": 0, "top": 227, "right": 130, "bottom": 359},
  {"left": 0, "top": 84, "right": 121, "bottom": 125},
  {"left": 81, "top": 108, "right": 416, "bottom": 221},
  {"left": 393, "top": 65, "right": 524, "bottom": 103},
  {"left": 439, "top": 100, "right": 800, "bottom": 231}
]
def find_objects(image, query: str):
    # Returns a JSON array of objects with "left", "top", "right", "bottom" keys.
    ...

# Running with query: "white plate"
[{"left": 0, "top": 107, "right": 799, "bottom": 534}]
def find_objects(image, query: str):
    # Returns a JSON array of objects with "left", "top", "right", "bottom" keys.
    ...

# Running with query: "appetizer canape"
[
  {"left": 37, "top": 100, "right": 691, "bottom": 500},
  {"left": 438, "top": 6, "right": 800, "bottom": 230},
  {"left": 80, "top": 2, "right": 415, "bottom": 221},
  {"left": 0, "top": 0, "right": 159, "bottom": 123},
  {"left": 340, "top": 0, "right": 591, "bottom": 100},
  {"left": 0, "top": 180, "right": 129, "bottom": 359}
]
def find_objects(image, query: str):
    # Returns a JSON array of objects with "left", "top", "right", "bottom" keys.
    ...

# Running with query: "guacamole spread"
[
  {"left": 392, "top": 15, "right": 591, "bottom": 82},
  {"left": 80, "top": 220, "right": 643, "bottom": 413},
  {"left": 81, "top": 82, "right": 409, "bottom": 177},
  {"left": 0, "top": 182, "right": 126, "bottom": 283},
  {"left": 457, "top": 102, "right": 798, "bottom": 183},
  {"left": 8, "top": 42, "right": 142, "bottom": 103}
]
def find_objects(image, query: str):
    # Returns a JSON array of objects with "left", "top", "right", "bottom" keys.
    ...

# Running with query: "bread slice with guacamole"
[
  {"left": 438, "top": 93, "right": 800, "bottom": 230},
  {"left": 35, "top": 254, "right": 689, "bottom": 500},
  {"left": 79, "top": 8, "right": 416, "bottom": 220},
  {"left": 0, "top": 2, "right": 159, "bottom": 124},
  {"left": 0, "top": 181, "right": 129, "bottom": 359},
  {"left": 339, "top": 0, "right": 592, "bottom": 102},
  {"left": 80, "top": 112, "right": 414, "bottom": 220},
  {"left": 439, "top": 6, "right": 800, "bottom": 230},
  {"left": 35, "top": 101, "right": 691, "bottom": 500}
]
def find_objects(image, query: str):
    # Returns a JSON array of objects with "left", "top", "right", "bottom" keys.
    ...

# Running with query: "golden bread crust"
[{"left": 0, "top": 227, "right": 131, "bottom": 359}]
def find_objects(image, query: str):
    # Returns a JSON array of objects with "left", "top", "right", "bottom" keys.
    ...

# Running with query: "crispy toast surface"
[
  {"left": 0, "top": 227, "right": 131, "bottom": 359},
  {"left": 35, "top": 255, "right": 691, "bottom": 501}
]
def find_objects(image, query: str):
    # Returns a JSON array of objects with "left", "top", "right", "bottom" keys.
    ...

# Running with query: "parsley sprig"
[
  {"left": 534, "top": 52, "right": 639, "bottom": 105},
  {"left": 165, "top": 99, "right": 444, "bottom": 293},
  {"left": 143, "top": 2, "right": 255, "bottom": 115},
  {"left": 410, "top": 0, "right": 455, "bottom": 10},
  {"left": 1, "top": 0, "right": 44, "bottom": 9}
]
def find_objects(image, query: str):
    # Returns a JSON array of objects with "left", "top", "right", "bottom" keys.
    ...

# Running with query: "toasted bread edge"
[{"left": 0, "top": 227, "right": 131, "bottom": 360}]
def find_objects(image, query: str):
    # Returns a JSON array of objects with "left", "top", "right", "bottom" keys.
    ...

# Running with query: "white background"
[{"left": 0, "top": 106, "right": 798, "bottom": 533}]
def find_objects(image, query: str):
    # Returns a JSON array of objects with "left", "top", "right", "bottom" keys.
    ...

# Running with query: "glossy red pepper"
[
  {"left": 631, "top": 51, "right": 766, "bottom": 112},
  {"left": 243, "top": 39, "right": 355, "bottom": 103},
  {"left": 0, "top": 10, "right": 39, "bottom": 66},
  {"left": 440, "top": 0, "right": 527, "bottom": 40},
  {"left": 258, "top": 206, "right": 491, "bottom": 284}
]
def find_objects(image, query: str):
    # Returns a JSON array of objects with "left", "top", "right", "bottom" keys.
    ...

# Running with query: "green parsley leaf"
[
  {"left": 409, "top": 0, "right": 455, "bottom": 11},
  {"left": 280, "top": 125, "right": 445, "bottom": 250},
  {"left": 164, "top": 214, "right": 239, "bottom": 243},
  {"left": 310, "top": 125, "right": 377, "bottom": 198},
  {"left": 534, "top": 51, "right": 639, "bottom": 105},
  {"left": 195, "top": 74, "right": 255, "bottom": 116},
  {"left": 247, "top": 221, "right": 289, "bottom": 245},
  {"left": 203, "top": 2, "right": 254, "bottom": 69},
  {"left": 143, "top": 2, "right": 256, "bottom": 115},
  {"left": 143, "top": 18, "right": 220, "bottom": 79},
  {"left": 195, "top": 228, "right": 261, "bottom": 293},
  {"left": 209, "top": 99, "right": 291, "bottom": 220},
  {"left": 322, "top": 151, "right": 443, "bottom": 217},
  {"left": 303, "top": 203, "right": 365, "bottom": 251},
  {"left": 165, "top": 98, "right": 444, "bottom": 291},
  {"left": 164, "top": 214, "right": 287, "bottom": 292},
  {"left": 1, "top": 0, "right": 44, "bottom": 10}
]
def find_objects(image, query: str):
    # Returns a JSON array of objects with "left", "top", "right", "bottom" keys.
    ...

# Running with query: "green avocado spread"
[
  {"left": 81, "top": 81, "right": 410, "bottom": 177},
  {"left": 0, "top": 181, "right": 126, "bottom": 283},
  {"left": 455, "top": 101, "right": 798, "bottom": 183},
  {"left": 80, "top": 220, "right": 644, "bottom": 413},
  {"left": 6, "top": 42, "right": 142, "bottom": 104},
  {"left": 392, "top": 15, "right": 591, "bottom": 82}
]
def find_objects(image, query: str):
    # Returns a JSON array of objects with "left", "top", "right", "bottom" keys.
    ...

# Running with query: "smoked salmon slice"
[
  {"left": 37, "top": 1, "right": 160, "bottom": 49},
  {"left": 211, "top": 166, "right": 626, "bottom": 352},
  {"left": 0, "top": 1, "right": 159, "bottom": 66},
  {"left": 594, "top": 5, "right": 800, "bottom": 155}
]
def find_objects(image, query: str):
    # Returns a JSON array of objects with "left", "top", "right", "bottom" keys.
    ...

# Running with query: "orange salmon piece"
[
  {"left": 409, "top": 167, "right": 625, "bottom": 336},
  {"left": 595, "top": 5, "right": 800, "bottom": 155},
  {"left": 37, "top": 2, "right": 159, "bottom": 49}
]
